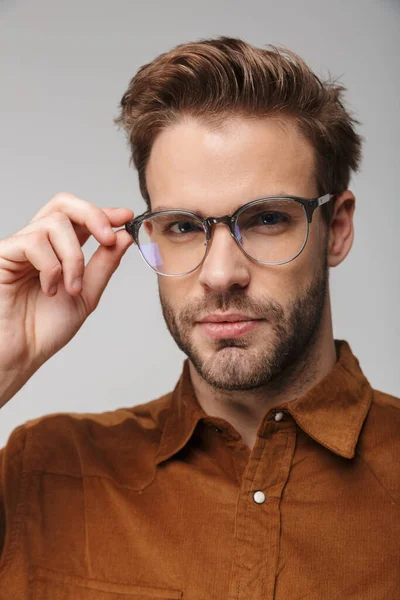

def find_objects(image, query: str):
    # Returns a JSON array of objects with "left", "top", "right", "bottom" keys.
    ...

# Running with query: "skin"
[{"left": 145, "top": 115, "right": 355, "bottom": 451}]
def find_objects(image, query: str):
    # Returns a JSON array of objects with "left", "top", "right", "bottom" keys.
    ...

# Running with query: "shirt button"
[
  {"left": 274, "top": 411, "right": 284, "bottom": 422},
  {"left": 253, "top": 491, "right": 266, "bottom": 504}
]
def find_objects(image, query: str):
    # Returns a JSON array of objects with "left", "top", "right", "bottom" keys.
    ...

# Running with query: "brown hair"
[{"left": 114, "top": 36, "right": 363, "bottom": 224}]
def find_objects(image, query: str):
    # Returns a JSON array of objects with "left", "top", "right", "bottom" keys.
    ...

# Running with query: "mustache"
[{"left": 179, "top": 294, "right": 284, "bottom": 324}]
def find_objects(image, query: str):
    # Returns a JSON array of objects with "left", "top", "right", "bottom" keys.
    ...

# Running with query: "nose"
[{"left": 197, "top": 222, "right": 251, "bottom": 292}]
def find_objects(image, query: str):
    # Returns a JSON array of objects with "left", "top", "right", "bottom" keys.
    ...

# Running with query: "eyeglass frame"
[{"left": 124, "top": 193, "right": 335, "bottom": 277}]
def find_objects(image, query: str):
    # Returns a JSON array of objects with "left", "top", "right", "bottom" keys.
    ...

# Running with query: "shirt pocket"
[{"left": 33, "top": 566, "right": 184, "bottom": 600}]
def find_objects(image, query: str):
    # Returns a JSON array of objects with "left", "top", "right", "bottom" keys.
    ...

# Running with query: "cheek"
[
  {"left": 158, "top": 277, "right": 191, "bottom": 309},
  {"left": 254, "top": 246, "right": 320, "bottom": 303},
  {"left": 291, "top": 220, "right": 327, "bottom": 278},
  {"left": 252, "top": 215, "right": 326, "bottom": 292}
]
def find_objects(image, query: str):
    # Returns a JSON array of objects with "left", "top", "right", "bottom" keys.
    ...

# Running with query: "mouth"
[{"left": 197, "top": 319, "right": 263, "bottom": 339}]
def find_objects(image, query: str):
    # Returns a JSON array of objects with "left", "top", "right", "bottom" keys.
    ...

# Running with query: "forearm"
[{"left": 0, "top": 366, "right": 36, "bottom": 409}]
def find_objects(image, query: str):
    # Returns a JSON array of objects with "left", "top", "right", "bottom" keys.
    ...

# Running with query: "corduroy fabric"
[{"left": 0, "top": 339, "right": 399, "bottom": 599}]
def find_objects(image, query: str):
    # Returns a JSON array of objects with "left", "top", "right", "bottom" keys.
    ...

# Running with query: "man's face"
[{"left": 145, "top": 115, "right": 329, "bottom": 391}]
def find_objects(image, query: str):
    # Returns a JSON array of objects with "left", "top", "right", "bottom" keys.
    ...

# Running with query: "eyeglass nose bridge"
[{"left": 204, "top": 215, "right": 238, "bottom": 242}]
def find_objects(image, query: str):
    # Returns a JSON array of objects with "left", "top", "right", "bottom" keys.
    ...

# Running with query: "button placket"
[{"left": 228, "top": 415, "right": 296, "bottom": 600}]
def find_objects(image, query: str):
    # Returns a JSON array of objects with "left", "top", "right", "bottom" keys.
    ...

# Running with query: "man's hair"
[{"left": 114, "top": 36, "right": 363, "bottom": 225}]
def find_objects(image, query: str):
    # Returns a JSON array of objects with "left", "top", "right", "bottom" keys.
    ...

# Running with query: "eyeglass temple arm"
[
  {"left": 307, "top": 193, "right": 334, "bottom": 221},
  {"left": 318, "top": 193, "right": 334, "bottom": 206}
]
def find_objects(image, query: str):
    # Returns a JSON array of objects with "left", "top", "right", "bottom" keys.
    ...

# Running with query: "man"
[{"left": 0, "top": 36, "right": 398, "bottom": 599}]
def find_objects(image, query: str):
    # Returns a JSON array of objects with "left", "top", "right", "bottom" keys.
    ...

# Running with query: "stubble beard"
[{"left": 158, "top": 249, "right": 329, "bottom": 392}]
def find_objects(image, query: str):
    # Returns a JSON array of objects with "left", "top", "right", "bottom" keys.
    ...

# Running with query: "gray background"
[{"left": 0, "top": 0, "right": 399, "bottom": 448}]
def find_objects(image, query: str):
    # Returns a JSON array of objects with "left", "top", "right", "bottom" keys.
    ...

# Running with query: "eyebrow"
[{"left": 152, "top": 191, "right": 295, "bottom": 216}]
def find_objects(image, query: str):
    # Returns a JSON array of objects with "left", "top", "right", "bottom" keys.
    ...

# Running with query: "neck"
[{"left": 188, "top": 307, "right": 337, "bottom": 451}]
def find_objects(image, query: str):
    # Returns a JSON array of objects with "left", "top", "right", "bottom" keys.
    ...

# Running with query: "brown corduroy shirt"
[{"left": 0, "top": 339, "right": 399, "bottom": 599}]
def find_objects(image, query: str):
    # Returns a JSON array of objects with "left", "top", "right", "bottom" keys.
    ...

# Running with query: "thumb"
[{"left": 81, "top": 228, "right": 134, "bottom": 313}]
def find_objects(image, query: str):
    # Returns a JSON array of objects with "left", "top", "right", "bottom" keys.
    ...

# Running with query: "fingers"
[
  {"left": 29, "top": 193, "right": 134, "bottom": 248},
  {"left": 15, "top": 212, "right": 85, "bottom": 295},
  {"left": 0, "top": 193, "right": 136, "bottom": 298},
  {"left": 80, "top": 228, "right": 135, "bottom": 313},
  {"left": 1, "top": 231, "right": 63, "bottom": 295}
]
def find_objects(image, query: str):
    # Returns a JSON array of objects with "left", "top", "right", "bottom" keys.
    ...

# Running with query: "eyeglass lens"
[{"left": 137, "top": 199, "right": 308, "bottom": 275}]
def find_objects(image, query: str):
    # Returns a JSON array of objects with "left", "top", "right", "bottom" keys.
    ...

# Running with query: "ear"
[{"left": 327, "top": 190, "right": 356, "bottom": 268}]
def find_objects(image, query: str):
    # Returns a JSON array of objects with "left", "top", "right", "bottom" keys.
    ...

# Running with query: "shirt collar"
[{"left": 155, "top": 339, "right": 373, "bottom": 465}]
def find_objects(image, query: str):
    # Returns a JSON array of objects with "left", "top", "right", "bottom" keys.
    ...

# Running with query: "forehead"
[{"left": 145, "top": 115, "right": 317, "bottom": 214}]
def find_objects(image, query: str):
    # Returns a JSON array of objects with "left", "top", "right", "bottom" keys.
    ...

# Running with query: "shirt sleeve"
[{"left": 0, "top": 424, "right": 28, "bottom": 566}]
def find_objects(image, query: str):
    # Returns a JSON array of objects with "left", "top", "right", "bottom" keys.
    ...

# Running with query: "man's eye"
[{"left": 165, "top": 221, "right": 202, "bottom": 234}]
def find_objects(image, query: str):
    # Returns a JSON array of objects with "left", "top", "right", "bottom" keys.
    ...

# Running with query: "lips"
[
  {"left": 198, "top": 319, "right": 263, "bottom": 339},
  {"left": 198, "top": 313, "right": 259, "bottom": 323}
]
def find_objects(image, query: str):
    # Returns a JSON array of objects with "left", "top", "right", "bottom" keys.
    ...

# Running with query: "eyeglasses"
[{"left": 125, "top": 193, "right": 334, "bottom": 277}]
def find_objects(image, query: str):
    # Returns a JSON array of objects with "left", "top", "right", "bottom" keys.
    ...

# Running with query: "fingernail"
[
  {"left": 72, "top": 277, "right": 82, "bottom": 290},
  {"left": 49, "top": 284, "right": 58, "bottom": 295}
]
